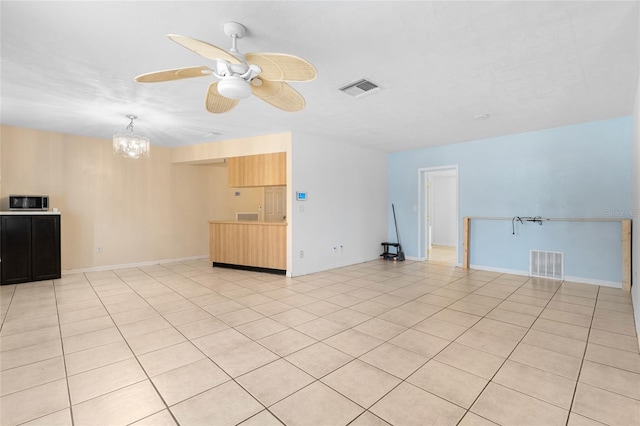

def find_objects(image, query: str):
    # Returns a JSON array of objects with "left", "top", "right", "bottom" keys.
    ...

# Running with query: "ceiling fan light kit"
[
  {"left": 135, "top": 21, "right": 316, "bottom": 113},
  {"left": 218, "top": 75, "right": 252, "bottom": 99}
]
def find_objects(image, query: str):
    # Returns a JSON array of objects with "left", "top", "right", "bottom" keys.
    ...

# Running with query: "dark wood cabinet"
[
  {"left": 0, "top": 215, "right": 31, "bottom": 284},
  {"left": 1, "top": 214, "right": 61, "bottom": 285}
]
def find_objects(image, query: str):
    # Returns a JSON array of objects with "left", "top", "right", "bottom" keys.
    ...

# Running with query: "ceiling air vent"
[{"left": 339, "top": 78, "right": 382, "bottom": 98}]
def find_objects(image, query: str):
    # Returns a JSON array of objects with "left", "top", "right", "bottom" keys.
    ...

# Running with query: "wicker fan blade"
[
  {"left": 135, "top": 66, "right": 212, "bottom": 83},
  {"left": 205, "top": 82, "right": 239, "bottom": 114},
  {"left": 168, "top": 34, "right": 241, "bottom": 64},
  {"left": 251, "top": 79, "right": 305, "bottom": 112},
  {"left": 246, "top": 53, "right": 317, "bottom": 82}
]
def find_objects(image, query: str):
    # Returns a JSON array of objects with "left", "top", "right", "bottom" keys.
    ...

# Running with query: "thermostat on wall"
[{"left": 296, "top": 192, "right": 307, "bottom": 201}]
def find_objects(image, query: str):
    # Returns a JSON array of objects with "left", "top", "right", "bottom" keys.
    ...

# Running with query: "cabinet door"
[
  {"left": 31, "top": 215, "right": 61, "bottom": 281},
  {"left": 227, "top": 153, "right": 286, "bottom": 187},
  {"left": 1, "top": 216, "right": 32, "bottom": 285},
  {"left": 261, "top": 152, "right": 286, "bottom": 186}
]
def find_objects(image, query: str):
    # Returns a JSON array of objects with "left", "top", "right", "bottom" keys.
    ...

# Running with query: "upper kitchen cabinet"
[{"left": 228, "top": 152, "right": 286, "bottom": 187}]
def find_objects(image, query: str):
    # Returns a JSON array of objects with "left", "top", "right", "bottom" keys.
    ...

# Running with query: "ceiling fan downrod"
[{"left": 224, "top": 21, "right": 246, "bottom": 60}]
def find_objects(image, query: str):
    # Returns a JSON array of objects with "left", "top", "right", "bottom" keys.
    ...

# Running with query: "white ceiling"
[{"left": 1, "top": 1, "right": 638, "bottom": 152}]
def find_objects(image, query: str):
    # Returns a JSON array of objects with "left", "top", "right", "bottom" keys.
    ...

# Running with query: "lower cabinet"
[
  {"left": 1, "top": 214, "right": 61, "bottom": 285},
  {"left": 209, "top": 221, "right": 286, "bottom": 271}
]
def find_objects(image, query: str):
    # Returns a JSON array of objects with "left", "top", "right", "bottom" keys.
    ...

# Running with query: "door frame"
[{"left": 417, "top": 165, "right": 459, "bottom": 262}]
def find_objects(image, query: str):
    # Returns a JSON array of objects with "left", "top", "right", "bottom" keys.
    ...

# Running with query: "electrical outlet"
[
  {"left": 332, "top": 246, "right": 337, "bottom": 253},
  {"left": 96, "top": 247, "right": 103, "bottom": 254},
  {"left": 299, "top": 250, "right": 304, "bottom": 259}
]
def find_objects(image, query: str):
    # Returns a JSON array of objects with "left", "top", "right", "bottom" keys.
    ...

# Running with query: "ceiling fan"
[{"left": 135, "top": 22, "right": 317, "bottom": 114}]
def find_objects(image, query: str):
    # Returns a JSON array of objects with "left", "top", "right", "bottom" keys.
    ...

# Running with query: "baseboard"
[
  {"left": 62, "top": 255, "right": 209, "bottom": 275},
  {"left": 469, "top": 264, "right": 622, "bottom": 288},
  {"left": 563, "top": 275, "right": 622, "bottom": 289},
  {"left": 469, "top": 264, "right": 530, "bottom": 277},
  {"left": 212, "top": 262, "right": 286, "bottom": 276},
  {"left": 409, "top": 256, "right": 463, "bottom": 268}
]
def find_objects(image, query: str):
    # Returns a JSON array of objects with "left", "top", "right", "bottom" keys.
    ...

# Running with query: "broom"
[{"left": 392, "top": 204, "right": 405, "bottom": 261}]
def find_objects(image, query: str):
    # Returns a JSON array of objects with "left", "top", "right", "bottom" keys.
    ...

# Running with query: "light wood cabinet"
[
  {"left": 209, "top": 221, "right": 286, "bottom": 271},
  {"left": 227, "top": 152, "right": 286, "bottom": 187}
]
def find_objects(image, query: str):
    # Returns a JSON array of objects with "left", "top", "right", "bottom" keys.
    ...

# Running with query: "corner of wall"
[{"left": 632, "top": 4, "right": 640, "bottom": 347}]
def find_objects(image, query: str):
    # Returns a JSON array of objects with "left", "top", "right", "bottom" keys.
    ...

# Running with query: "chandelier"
[{"left": 113, "top": 115, "right": 150, "bottom": 159}]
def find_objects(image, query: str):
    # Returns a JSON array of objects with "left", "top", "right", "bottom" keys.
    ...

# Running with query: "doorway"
[{"left": 418, "top": 166, "right": 459, "bottom": 265}]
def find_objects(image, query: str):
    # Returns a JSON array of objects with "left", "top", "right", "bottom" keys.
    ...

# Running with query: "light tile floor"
[
  {"left": 1, "top": 259, "right": 639, "bottom": 425},
  {"left": 427, "top": 245, "right": 457, "bottom": 265}
]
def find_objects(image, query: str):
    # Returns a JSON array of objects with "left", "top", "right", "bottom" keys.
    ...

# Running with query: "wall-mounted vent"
[
  {"left": 530, "top": 250, "right": 564, "bottom": 280},
  {"left": 237, "top": 212, "right": 259, "bottom": 221},
  {"left": 339, "top": 78, "right": 382, "bottom": 98}
]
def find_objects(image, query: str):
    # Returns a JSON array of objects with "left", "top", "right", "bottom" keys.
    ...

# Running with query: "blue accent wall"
[{"left": 388, "top": 117, "right": 632, "bottom": 284}]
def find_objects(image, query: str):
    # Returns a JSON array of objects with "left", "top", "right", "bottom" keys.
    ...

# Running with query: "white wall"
[
  {"left": 631, "top": 9, "right": 640, "bottom": 344},
  {"left": 290, "top": 133, "right": 387, "bottom": 276}
]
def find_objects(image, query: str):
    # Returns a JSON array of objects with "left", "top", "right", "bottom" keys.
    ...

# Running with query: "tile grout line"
[
  {"left": 299, "top": 267, "right": 487, "bottom": 422},
  {"left": 331, "top": 268, "right": 493, "bottom": 423},
  {"left": 458, "top": 275, "right": 577, "bottom": 423},
  {"left": 106, "top": 263, "right": 258, "bottom": 424},
  {"left": 212, "top": 264, "right": 466, "bottom": 424},
  {"left": 563, "top": 285, "right": 602, "bottom": 426},
  {"left": 266, "top": 268, "right": 497, "bottom": 424},
  {"left": 50, "top": 278, "right": 75, "bottom": 425},
  {"left": 0, "top": 281, "right": 71, "bottom": 424},
  {"left": 353, "top": 271, "right": 574, "bottom": 424},
  {"left": 81, "top": 267, "right": 182, "bottom": 425},
  {"left": 451, "top": 275, "right": 541, "bottom": 423},
  {"left": 0, "top": 285, "right": 17, "bottom": 332},
  {"left": 168, "top": 266, "right": 321, "bottom": 425},
  {"left": 113, "top": 263, "right": 325, "bottom": 425},
  {"left": 110, "top": 263, "right": 287, "bottom": 425}
]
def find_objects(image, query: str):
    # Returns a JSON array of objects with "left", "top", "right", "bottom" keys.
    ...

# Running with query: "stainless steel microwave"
[{"left": 9, "top": 195, "right": 49, "bottom": 211}]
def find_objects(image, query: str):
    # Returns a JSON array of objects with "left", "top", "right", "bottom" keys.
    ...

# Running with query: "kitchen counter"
[
  {"left": 1, "top": 211, "right": 61, "bottom": 215},
  {"left": 208, "top": 220, "right": 286, "bottom": 225},
  {"left": 208, "top": 220, "right": 287, "bottom": 272}
]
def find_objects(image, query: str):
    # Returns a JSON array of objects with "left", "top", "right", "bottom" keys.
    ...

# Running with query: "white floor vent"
[
  {"left": 530, "top": 250, "right": 564, "bottom": 280},
  {"left": 237, "top": 212, "right": 259, "bottom": 221}
]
